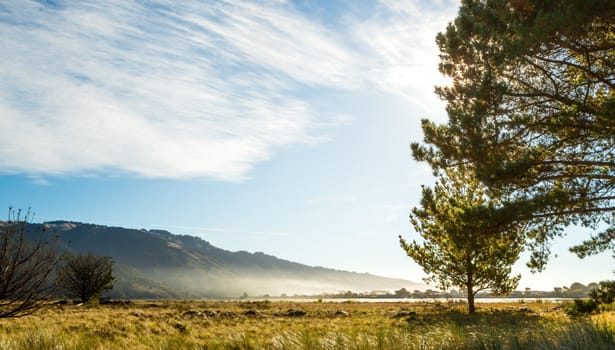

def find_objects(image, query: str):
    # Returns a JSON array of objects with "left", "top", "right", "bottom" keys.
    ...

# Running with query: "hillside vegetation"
[{"left": 35, "top": 221, "right": 422, "bottom": 298}]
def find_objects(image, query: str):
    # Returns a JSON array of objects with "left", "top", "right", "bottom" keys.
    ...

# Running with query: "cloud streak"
[
  {"left": 0, "top": 0, "right": 457, "bottom": 180},
  {"left": 352, "top": 0, "right": 458, "bottom": 115}
]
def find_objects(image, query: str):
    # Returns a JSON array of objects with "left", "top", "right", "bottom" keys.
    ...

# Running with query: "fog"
[{"left": 135, "top": 268, "right": 424, "bottom": 298}]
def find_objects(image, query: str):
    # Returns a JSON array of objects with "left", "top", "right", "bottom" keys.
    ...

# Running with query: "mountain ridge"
[{"left": 36, "top": 221, "right": 423, "bottom": 298}]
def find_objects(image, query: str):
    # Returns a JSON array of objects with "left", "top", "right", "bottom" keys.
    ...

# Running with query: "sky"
[{"left": 1, "top": 0, "right": 613, "bottom": 291}]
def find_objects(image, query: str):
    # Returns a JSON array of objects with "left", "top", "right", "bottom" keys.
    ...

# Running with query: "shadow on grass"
[
  {"left": 401, "top": 308, "right": 543, "bottom": 330},
  {"left": 387, "top": 305, "right": 615, "bottom": 350}
]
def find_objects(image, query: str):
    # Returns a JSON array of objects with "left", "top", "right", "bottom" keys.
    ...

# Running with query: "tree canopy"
[
  {"left": 412, "top": 0, "right": 615, "bottom": 269},
  {"left": 57, "top": 252, "right": 114, "bottom": 303},
  {"left": 400, "top": 169, "right": 524, "bottom": 313}
]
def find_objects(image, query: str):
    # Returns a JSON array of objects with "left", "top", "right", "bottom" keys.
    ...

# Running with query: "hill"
[{"left": 39, "top": 221, "right": 422, "bottom": 298}]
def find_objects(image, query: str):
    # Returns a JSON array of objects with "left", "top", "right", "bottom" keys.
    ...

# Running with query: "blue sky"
[{"left": 1, "top": 0, "right": 612, "bottom": 291}]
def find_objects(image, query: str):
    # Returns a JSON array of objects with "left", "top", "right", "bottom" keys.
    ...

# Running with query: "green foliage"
[
  {"left": 590, "top": 280, "right": 615, "bottom": 305},
  {"left": 400, "top": 169, "right": 523, "bottom": 313},
  {"left": 57, "top": 252, "right": 114, "bottom": 303},
  {"left": 412, "top": 0, "right": 615, "bottom": 269},
  {"left": 566, "top": 299, "right": 599, "bottom": 316},
  {"left": 566, "top": 280, "right": 615, "bottom": 316}
]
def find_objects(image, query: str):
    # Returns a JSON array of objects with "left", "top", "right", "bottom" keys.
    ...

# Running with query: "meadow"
[{"left": 0, "top": 300, "right": 613, "bottom": 349}]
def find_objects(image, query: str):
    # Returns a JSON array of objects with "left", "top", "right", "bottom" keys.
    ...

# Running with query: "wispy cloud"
[
  {"left": 0, "top": 0, "right": 457, "bottom": 180},
  {"left": 352, "top": 0, "right": 458, "bottom": 115}
]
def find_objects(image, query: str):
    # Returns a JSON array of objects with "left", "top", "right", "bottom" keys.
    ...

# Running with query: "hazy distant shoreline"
[{"left": 220, "top": 297, "right": 577, "bottom": 303}]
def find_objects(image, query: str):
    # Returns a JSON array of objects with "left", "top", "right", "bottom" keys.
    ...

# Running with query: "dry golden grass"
[{"left": 0, "top": 300, "right": 612, "bottom": 349}]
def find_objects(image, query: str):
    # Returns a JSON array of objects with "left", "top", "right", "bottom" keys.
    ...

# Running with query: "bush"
[
  {"left": 57, "top": 252, "right": 114, "bottom": 303},
  {"left": 565, "top": 280, "right": 615, "bottom": 317},
  {"left": 566, "top": 299, "right": 599, "bottom": 316},
  {"left": 590, "top": 281, "right": 615, "bottom": 305}
]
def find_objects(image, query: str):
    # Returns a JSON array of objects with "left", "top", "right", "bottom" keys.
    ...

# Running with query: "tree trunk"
[
  {"left": 466, "top": 260, "right": 476, "bottom": 314},
  {"left": 467, "top": 286, "right": 475, "bottom": 314}
]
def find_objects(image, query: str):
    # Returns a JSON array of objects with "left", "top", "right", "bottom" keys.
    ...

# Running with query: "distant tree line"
[{"left": 315, "top": 282, "right": 608, "bottom": 301}]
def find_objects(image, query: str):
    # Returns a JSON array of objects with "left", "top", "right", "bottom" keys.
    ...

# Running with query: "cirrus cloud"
[{"left": 0, "top": 0, "right": 457, "bottom": 180}]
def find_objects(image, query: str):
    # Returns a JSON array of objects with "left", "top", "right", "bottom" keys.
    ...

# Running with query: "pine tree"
[
  {"left": 412, "top": 0, "right": 615, "bottom": 268},
  {"left": 400, "top": 169, "right": 524, "bottom": 313}
]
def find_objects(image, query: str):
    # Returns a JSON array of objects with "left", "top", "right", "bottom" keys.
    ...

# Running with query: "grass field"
[{"left": 0, "top": 300, "right": 613, "bottom": 349}]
